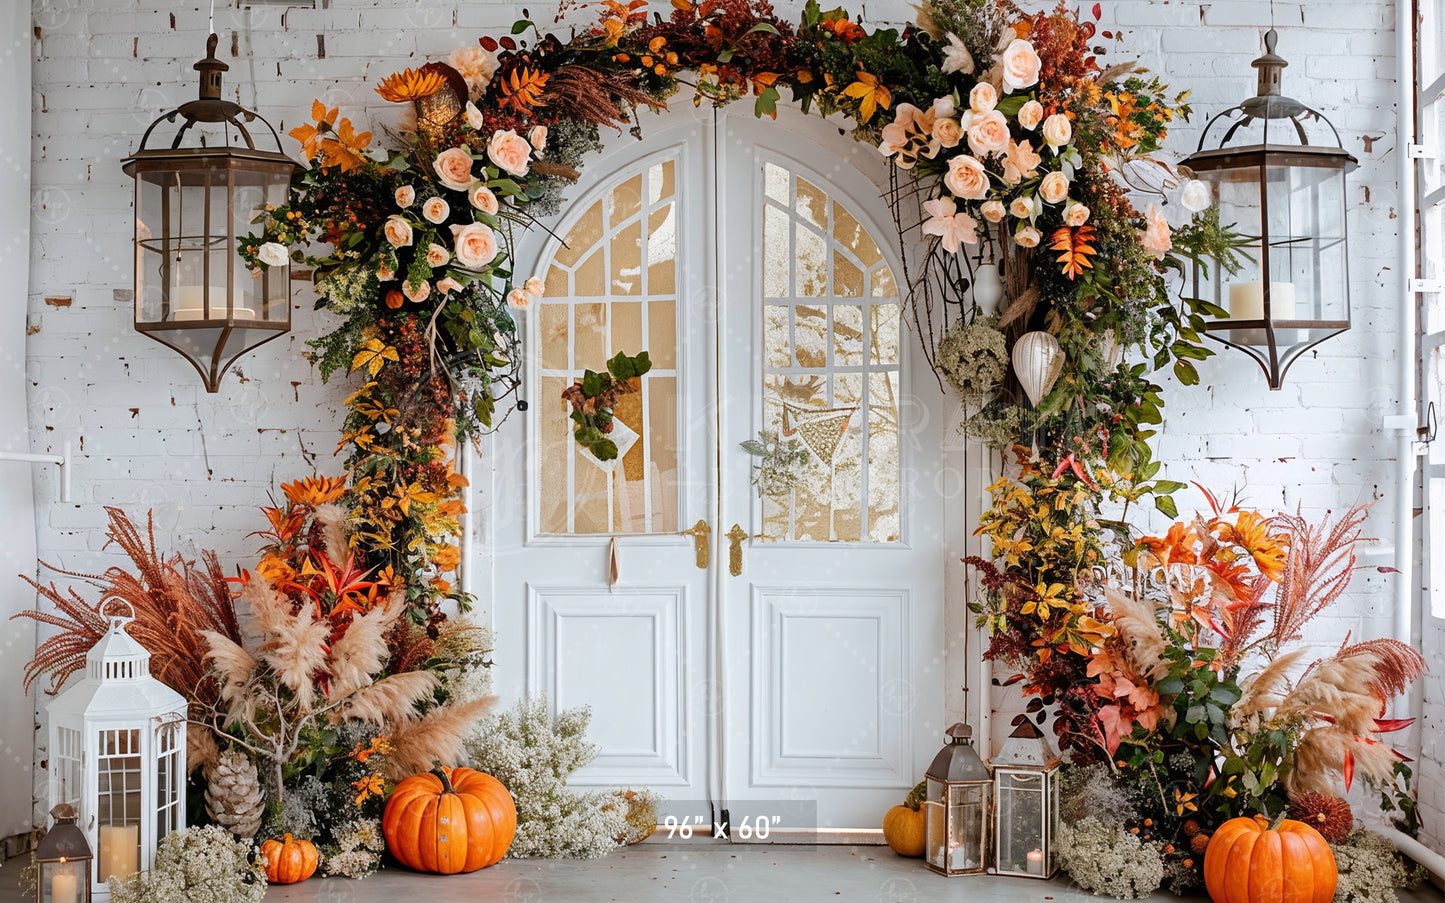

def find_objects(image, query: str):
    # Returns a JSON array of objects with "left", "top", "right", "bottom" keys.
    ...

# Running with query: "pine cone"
[
  {"left": 1287, "top": 793, "right": 1354, "bottom": 844},
  {"left": 205, "top": 750, "right": 265, "bottom": 840}
]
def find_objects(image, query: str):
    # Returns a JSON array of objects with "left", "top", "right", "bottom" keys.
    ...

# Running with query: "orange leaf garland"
[
  {"left": 1050, "top": 224, "right": 1098, "bottom": 280},
  {"left": 497, "top": 67, "right": 550, "bottom": 114}
]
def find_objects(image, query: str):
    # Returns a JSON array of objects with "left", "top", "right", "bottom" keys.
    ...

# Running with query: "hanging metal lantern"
[
  {"left": 923, "top": 722, "right": 991, "bottom": 876},
  {"left": 1182, "top": 27, "right": 1357, "bottom": 389},
  {"left": 35, "top": 805, "right": 92, "bottom": 903},
  {"left": 122, "top": 34, "right": 297, "bottom": 392}
]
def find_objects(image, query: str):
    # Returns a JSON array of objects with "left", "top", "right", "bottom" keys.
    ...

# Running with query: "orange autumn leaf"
[
  {"left": 1050, "top": 224, "right": 1098, "bottom": 280},
  {"left": 840, "top": 70, "right": 890, "bottom": 123},
  {"left": 497, "top": 67, "right": 550, "bottom": 114}
]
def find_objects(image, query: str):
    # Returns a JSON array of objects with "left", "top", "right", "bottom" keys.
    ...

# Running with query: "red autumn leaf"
[
  {"left": 1343, "top": 749, "right": 1355, "bottom": 791},
  {"left": 1092, "top": 2, "right": 1102, "bottom": 19},
  {"left": 480, "top": 36, "right": 499, "bottom": 51},
  {"left": 1373, "top": 718, "right": 1415, "bottom": 733}
]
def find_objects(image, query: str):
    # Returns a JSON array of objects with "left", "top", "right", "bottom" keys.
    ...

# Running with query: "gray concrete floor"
[{"left": 2, "top": 842, "right": 1439, "bottom": 902}]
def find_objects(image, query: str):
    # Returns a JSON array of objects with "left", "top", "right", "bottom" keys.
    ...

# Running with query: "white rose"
[
  {"left": 1180, "top": 179, "right": 1212, "bottom": 213},
  {"left": 1009, "top": 196, "right": 1034, "bottom": 219},
  {"left": 464, "top": 101, "right": 486, "bottom": 132},
  {"left": 999, "top": 38, "right": 1042, "bottom": 92},
  {"left": 394, "top": 185, "right": 416, "bottom": 207},
  {"left": 257, "top": 242, "right": 289, "bottom": 267},
  {"left": 1063, "top": 202, "right": 1091, "bottom": 227},
  {"left": 932, "top": 95, "right": 957, "bottom": 120},
  {"left": 1015, "top": 225, "right": 1042, "bottom": 248},
  {"left": 968, "top": 82, "right": 998, "bottom": 114},
  {"left": 1042, "top": 113, "right": 1072, "bottom": 148}
]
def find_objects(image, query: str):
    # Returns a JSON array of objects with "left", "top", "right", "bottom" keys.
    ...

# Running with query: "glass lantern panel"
[
  {"left": 924, "top": 777, "right": 946, "bottom": 870},
  {"left": 1263, "top": 161, "right": 1349, "bottom": 346},
  {"left": 1197, "top": 162, "right": 1268, "bottom": 341},
  {"left": 232, "top": 166, "right": 291, "bottom": 323},
  {"left": 947, "top": 782, "right": 988, "bottom": 872},
  {"left": 53, "top": 726, "right": 83, "bottom": 812},
  {"left": 997, "top": 770, "right": 1046, "bottom": 875},
  {"left": 154, "top": 721, "right": 182, "bottom": 843},
  {"left": 42, "top": 857, "right": 86, "bottom": 903},
  {"left": 1047, "top": 767, "right": 1061, "bottom": 873},
  {"left": 95, "top": 728, "right": 142, "bottom": 885}
]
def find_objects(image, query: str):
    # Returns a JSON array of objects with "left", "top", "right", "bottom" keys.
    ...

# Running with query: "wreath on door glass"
[{"left": 240, "top": 0, "right": 1241, "bottom": 621}]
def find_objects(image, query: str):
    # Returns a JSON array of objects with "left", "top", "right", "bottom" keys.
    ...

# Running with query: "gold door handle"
[
  {"left": 680, "top": 519, "right": 711, "bottom": 570},
  {"left": 726, "top": 524, "right": 751, "bottom": 577}
]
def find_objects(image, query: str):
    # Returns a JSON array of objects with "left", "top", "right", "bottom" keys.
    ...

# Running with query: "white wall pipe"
[
  {"left": 0, "top": 442, "right": 71, "bottom": 503},
  {"left": 1378, "top": 824, "right": 1445, "bottom": 882},
  {"left": 1392, "top": 0, "right": 1419, "bottom": 695}
]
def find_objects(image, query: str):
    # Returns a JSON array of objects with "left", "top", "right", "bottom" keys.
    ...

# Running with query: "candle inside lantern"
[
  {"left": 51, "top": 870, "right": 78, "bottom": 903},
  {"left": 98, "top": 824, "right": 140, "bottom": 882},
  {"left": 1227, "top": 281, "right": 1297, "bottom": 345},
  {"left": 1026, "top": 849, "right": 1044, "bottom": 875},
  {"left": 170, "top": 285, "right": 256, "bottom": 320}
]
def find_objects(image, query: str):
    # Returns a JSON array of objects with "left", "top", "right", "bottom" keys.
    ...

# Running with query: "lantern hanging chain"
[{"left": 208, "top": 0, "right": 215, "bottom": 37}]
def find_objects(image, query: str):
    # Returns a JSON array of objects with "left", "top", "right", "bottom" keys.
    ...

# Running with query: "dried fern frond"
[
  {"left": 384, "top": 695, "right": 497, "bottom": 781},
  {"left": 540, "top": 65, "right": 665, "bottom": 132},
  {"left": 1267, "top": 506, "right": 1367, "bottom": 653},
  {"left": 331, "top": 671, "right": 439, "bottom": 725},
  {"left": 11, "top": 579, "right": 107, "bottom": 694}
]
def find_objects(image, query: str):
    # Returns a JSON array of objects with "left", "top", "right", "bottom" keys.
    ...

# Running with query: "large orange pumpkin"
[
  {"left": 1203, "top": 815, "right": 1337, "bottom": 903},
  {"left": 383, "top": 766, "right": 517, "bottom": 874},
  {"left": 882, "top": 781, "right": 927, "bottom": 857},
  {"left": 260, "top": 833, "right": 318, "bottom": 884}
]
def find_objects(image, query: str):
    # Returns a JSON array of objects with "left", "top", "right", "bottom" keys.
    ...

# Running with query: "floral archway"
[{"left": 19, "top": 0, "right": 1427, "bottom": 894}]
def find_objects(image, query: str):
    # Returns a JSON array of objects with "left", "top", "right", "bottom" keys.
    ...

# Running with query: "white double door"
[{"left": 492, "top": 105, "right": 945, "bottom": 833}]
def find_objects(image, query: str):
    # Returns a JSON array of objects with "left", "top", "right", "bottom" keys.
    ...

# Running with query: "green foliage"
[{"left": 564, "top": 351, "right": 653, "bottom": 461}]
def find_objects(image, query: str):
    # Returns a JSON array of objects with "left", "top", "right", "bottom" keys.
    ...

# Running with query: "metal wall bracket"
[
  {"left": 1409, "top": 144, "right": 1438, "bottom": 159},
  {"left": 1409, "top": 278, "right": 1444, "bottom": 293}
]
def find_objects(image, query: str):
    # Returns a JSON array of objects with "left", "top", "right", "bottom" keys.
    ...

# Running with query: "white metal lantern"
[
  {"left": 923, "top": 722, "right": 991, "bottom": 877},
  {"left": 990, "top": 721, "right": 1061, "bottom": 879},
  {"left": 45, "top": 602, "right": 187, "bottom": 900}
]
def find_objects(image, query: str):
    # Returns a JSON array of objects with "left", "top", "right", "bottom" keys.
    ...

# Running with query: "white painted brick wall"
[{"left": 24, "top": 0, "right": 1437, "bottom": 850}]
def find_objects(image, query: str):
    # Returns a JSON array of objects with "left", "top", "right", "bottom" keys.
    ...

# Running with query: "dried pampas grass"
[
  {"left": 327, "top": 594, "right": 405, "bottom": 701},
  {"left": 1234, "top": 648, "right": 1307, "bottom": 722},
  {"left": 1105, "top": 589, "right": 1168, "bottom": 681},
  {"left": 257, "top": 614, "right": 332, "bottom": 704},
  {"left": 200, "top": 631, "right": 257, "bottom": 705},
  {"left": 313, "top": 503, "right": 350, "bottom": 569},
  {"left": 330, "top": 671, "right": 439, "bottom": 725},
  {"left": 384, "top": 695, "right": 497, "bottom": 781}
]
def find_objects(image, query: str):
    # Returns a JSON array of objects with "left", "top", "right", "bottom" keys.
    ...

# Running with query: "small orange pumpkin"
[
  {"left": 383, "top": 766, "right": 516, "bottom": 874},
  {"left": 1203, "top": 815, "right": 1337, "bottom": 903},
  {"left": 882, "top": 781, "right": 927, "bottom": 857},
  {"left": 260, "top": 833, "right": 318, "bottom": 884}
]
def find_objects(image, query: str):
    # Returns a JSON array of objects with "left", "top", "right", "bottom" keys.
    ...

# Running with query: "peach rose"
[
  {"left": 1042, "top": 113, "right": 1072, "bottom": 148},
  {"left": 1015, "top": 225, "right": 1042, "bottom": 248},
  {"left": 1141, "top": 203, "right": 1172, "bottom": 259},
  {"left": 1063, "top": 202, "right": 1091, "bottom": 227},
  {"left": 403, "top": 279, "right": 430, "bottom": 303},
  {"left": 487, "top": 129, "right": 532, "bottom": 177},
  {"left": 1017, "top": 99, "right": 1043, "bottom": 130},
  {"left": 437, "top": 276, "right": 464, "bottom": 295},
  {"left": 463, "top": 101, "right": 485, "bottom": 132},
  {"left": 1038, "top": 171, "right": 1070, "bottom": 205},
  {"left": 968, "top": 82, "right": 998, "bottom": 113},
  {"left": 469, "top": 184, "right": 499, "bottom": 215},
  {"left": 932, "top": 117, "right": 963, "bottom": 150},
  {"left": 967, "top": 110, "right": 1010, "bottom": 157},
  {"left": 383, "top": 215, "right": 413, "bottom": 248},
  {"left": 524, "top": 275, "right": 545, "bottom": 298},
  {"left": 433, "top": 147, "right": 476, "bottom": 191},
  {"left": 422, "top": 196, "right": 450, "bottom": 224},
  {"left": 395, "top": 185, "right": 416, "bottom": 207},
  {"left": 449, "top": 45, "right": 498, "bottom": 100},
  {"left": 426, "top": 243, "right": 451, "bottom": 267},
  {"left": 529, "top": 125, "right": 548, "bottom": 153},
  {"left": 981, "top": 199, "right": 1006, "bottom": 223},
  {"left": 451, "top": 222, "right": 498, "bottom": 269},
  {"left": 1009, "top": 196, "right": 1034, "bottom": 219},
  {"left": 999, "top": 38, "right": 1042, "bottom": 92},
  {"left": 944, "top": 155, "right": 989, "bottom": 200},
  {"left": 507, "top": 288, "right": 530, "bottom": 309}
]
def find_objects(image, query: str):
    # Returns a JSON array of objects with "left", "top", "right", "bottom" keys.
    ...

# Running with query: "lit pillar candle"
[
  {"left": 50, "top": 872, "right": 78, "bottom": 903},
  {"left": 1227, "top": 281, "right": 1297, "bottom": 345},
  {"left": 1027, "top": 849, "right": 1045, "bottom": 875},
  {"left": 99, "top": 824, "right": 140, "bottom": 881}
]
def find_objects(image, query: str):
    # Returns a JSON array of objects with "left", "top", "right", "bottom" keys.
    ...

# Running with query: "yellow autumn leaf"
[
  {"left": 840, "top": 71, "right": 891, "bottom": 123},
  {"left": 351, "top": 338, "right": 399, "bottom": 377}
]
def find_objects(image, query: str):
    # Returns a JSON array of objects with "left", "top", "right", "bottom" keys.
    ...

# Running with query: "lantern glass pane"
[
  {"left": 1197, "top": 163, "right": 1270, "bottom": 341},
  {"left": 155, "top": 722, "right": 182, "bottom": 843},
  {"left": 53, "top": 727, "right": 82, "bottom": 812},
  {"left": 924, "top": 777, "right": 946, "bottom": 869},
  {"left": 41, "top": 857, "right": 86, "bottom": 903},
  {"left": 997, "top": 771, "right": 1045, "bottom": 875},
  {"left": 947, "top": 782, "right": 987, "bottom": 872},
  {"left": 1264, "top": 162, "right": 1349, "bottom": 339},
  {"left": 95, "top": 729, "right": 142, "bottom": 885}
]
